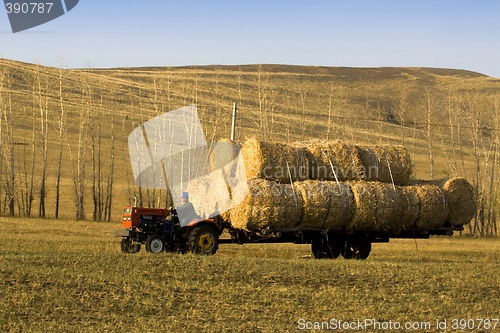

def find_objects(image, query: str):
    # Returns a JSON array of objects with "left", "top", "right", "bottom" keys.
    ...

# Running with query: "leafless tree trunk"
[
  {"left": 326, "top": 84, "right": 334, "bottom": 141},
  {"left": 445, "top": 93, "right": 459, "bottom": 177},
  {"left": 69, "top": 79, "right": 91, "bottom": 220},
  {"left": 397, "top": 88, "right": 409, "bottom": 145},
  {"left": 486, "top": 97, "right": 499, "bottom": 236},
  {"left": 104, "top": 103, "right": 115, "bottom": 221},
  {"left": 425, "top": 90, "right": 435, "bottom": 179},
  {"left": 0, "top": 69, "right": 5, "bottom": 215},
  {"left": 5, "top": 87, "right": 15, "bottom": 216},
  {"left": 34, "top": 64, "right": 49, "bottom": 218},
  {"left": 19, "top": 105, "right": 36, "bottom": 217},
  {"left": 463, "top": 93, "right": 484, "bottom": 236},
  {"left": 55, "top": 67, "right": 67, "bottom": 219}
]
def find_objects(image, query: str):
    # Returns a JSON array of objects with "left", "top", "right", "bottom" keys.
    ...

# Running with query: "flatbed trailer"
[
  {"left": 221, "top": 224, "right": 463, "bottom": 259},
  {"left": 115, "top": 205, "right": 463, "bottom": 260}
]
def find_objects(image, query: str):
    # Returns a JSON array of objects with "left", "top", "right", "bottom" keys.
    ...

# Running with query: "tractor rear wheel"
[
  {"left": 145, "top": 234, "right": 165, "bottom": 254},
  {"left": 189, "top": 225, "right": 219, "bottom": 255}
]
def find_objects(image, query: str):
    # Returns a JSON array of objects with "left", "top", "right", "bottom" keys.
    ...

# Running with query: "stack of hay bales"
[{"left": 214, "top": 138, "right": 476, "bottom": 233}]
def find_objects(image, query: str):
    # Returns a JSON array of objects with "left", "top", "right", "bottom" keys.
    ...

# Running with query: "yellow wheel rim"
[{"left": 198, "top": 232, "right": 214, "bottom": 251}]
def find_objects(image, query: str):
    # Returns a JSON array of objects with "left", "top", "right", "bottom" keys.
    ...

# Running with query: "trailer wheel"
[
  {"left": 120, "top": 238, "right": 141, "bottom": 254},
  {"left": 189, "top": 225, "right": 219, "bottom": 255},
  {"left": 311, "top": 238, "right": 340, "bottom": 259},
  {"left": 341, "top": 240, "right": 371, "bottom": 260},
  {"left": 145, "top": 235, "right": 165, "bottom": 254}
]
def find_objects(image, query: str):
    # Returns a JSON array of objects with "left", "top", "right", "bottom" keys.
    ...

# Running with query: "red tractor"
[{"left": 115, "top": 206, "right": 225, "bottom": 255}]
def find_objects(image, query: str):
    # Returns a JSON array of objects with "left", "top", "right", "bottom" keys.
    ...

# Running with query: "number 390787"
[{"left": 5, "top": 2, "right": 53, "bottom": 14}]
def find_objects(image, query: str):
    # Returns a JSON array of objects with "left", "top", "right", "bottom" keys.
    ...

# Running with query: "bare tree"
[
  {"left": 486, "top": 97, "right": 499, "bottom": 236},
  {"left": 69, "top": 78, "right": 91, "bottom": 220},
  {"left": 424, "top": 90, "right": 435, "bottom": 179},
  {"left": 55, "top": 66, "right": 67, "bottom": 219},
  {"left": 34, "top": 64, "right": 50, "bottom": 218},
  {"left": 19, "top": 105, "right": 36, "bottom": 217},
  {"left": 90, "top": 94, "right": 103, "bottom": 220},
  {"left": 104, "top": 101, "right": 115, "bottom": 221},
  {"left": 4, "top": 83, "right": 15, "bottom": 216},
  {"left": 0, "top": 69, "right": 5, "bottom": 215},
  {"left": 397, "top": 86, "right": 410, "bottom": 145}
]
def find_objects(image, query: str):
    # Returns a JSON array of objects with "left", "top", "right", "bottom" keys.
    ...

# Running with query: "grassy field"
[{"left": 0, "top": 218, "right": 498, "bottom": 332}]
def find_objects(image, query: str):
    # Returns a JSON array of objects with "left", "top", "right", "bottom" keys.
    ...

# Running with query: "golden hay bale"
[
  {"left": 293, "top": 180, "right": 330, "bottom": 229},
  {"left": 230, "top": 179, "right": 303, "bottom": 231},
  {"left": 210, "top": 139, "right": 241, "bottom": 171},
  {"left": 305, "top": 140, "right": 363, "bottom": 181},
  {"left": 356, "top": 145, "right": 413, "bottom": 185},
  {"left": 241, "top": 138, "right": 309, "bottom": 183},
  {"left": 396, "top": 186, "right": 420, "bottom": 230},
  {"left": 350, "top": 182, "right": 378, "bottom": 230},
  {"left": 443, "top": 177, "right": 476, "bottom": 227},
  {"left": 414, "top": 185, "right": 449, "bottom": 229},
  {"left": 349, "top": 182, "right": 402, "bottom": 232},
  {"left": 324, "top": 182, "right": 356, "bottom": 229}
]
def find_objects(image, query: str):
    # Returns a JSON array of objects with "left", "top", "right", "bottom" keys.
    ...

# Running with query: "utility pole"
[{"left": 230, "top": 102, "right": 237, "bottom": 141}]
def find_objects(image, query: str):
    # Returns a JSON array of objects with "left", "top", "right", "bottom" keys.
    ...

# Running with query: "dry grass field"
[{"left": 0, "top": 218, "right": 498, "bottom": 332}]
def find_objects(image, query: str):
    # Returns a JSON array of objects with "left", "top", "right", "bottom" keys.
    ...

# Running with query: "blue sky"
[{"left": 1, "top": 0, "right": 499, "bottom": 77}]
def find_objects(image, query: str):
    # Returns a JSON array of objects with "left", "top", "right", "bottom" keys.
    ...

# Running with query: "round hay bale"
[
  {"left": 443, "top": 177, "right": 476, "bottom": 227},
  {"left": 396, "top": 186, "right": 420, "bottom": 230},
  {"left": 349, "top": 182, "right": 401, "bottom": 232},
  {"left": 414, "top": 185, "right": 449, "bottom": 229},
  {"left": 349, "top": 182, "right": 410, "bottom": 233},
  {"left": 324, "top": 182, "right": 355, "bottom": 229},
  {"left": 350, "top": 182, "right": 378, "bottom": 230},
  {"left": 293, "top": 180, "right": 355, "bottom": 229},
  {"left": 374, "top": 184, "right": 402, "bottom": 232},
  {"left": 210, "top": 139, "right": 241, "bottom": 171},
  {"left": 230, "top": 179, "right": 303, "bottom": 231},
  {"left": 293, "top": 180, "right": 330, "bottom": 229},
  {"left": 306, "top": 140, "right": 363, "bottom": 181},
  {"left": 356, "top": 145, "right": 413, "bottom": 185},
  {"left": 241, "top": 138, "right": 310, "bottom": 183}
]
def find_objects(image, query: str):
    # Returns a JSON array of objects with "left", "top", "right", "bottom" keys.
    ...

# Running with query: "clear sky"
[{"left": 1, "top": 0, "right": 499, "bottom": 77}]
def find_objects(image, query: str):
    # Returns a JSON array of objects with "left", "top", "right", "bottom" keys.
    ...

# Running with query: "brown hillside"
[{"left": 0, "top": 58, "right": 498, "bottom": 232}]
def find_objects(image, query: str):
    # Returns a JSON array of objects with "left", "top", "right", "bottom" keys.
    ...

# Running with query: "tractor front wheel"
[
  {"left": 189, "top": 225, "right": 219, "bottom": 255},
  {"left": 121, "top": 238, "right": 141, "bottom": 254}
]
